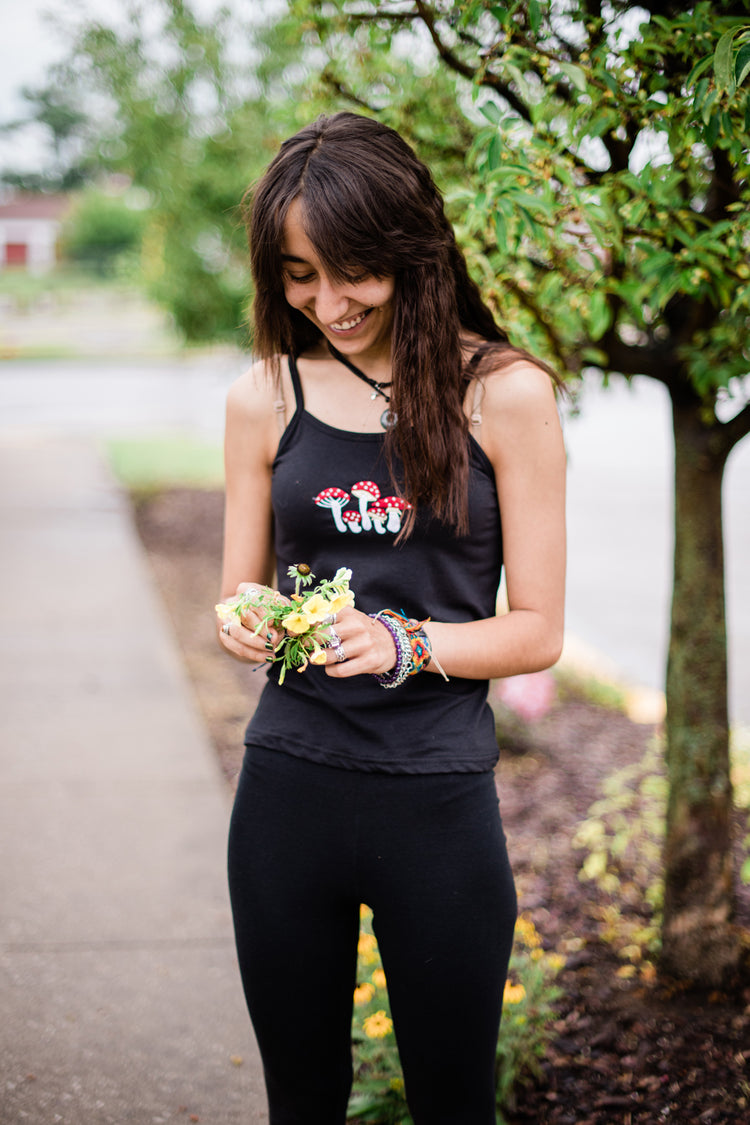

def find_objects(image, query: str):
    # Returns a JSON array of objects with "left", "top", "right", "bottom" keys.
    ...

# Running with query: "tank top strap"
[
  {"left": 466, "top": 348, "right": 486, "bottom": 442},
  {"left": 287, "top": 354, "right": 305, "bottom": 411}
]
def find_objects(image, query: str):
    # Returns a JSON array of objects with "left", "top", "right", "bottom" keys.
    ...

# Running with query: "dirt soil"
[{"left": 133, "top": 487, "right": 750, "bottom": 1125}]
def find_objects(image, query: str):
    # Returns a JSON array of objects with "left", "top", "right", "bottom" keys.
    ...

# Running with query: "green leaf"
[
  {"left": 714, "top": 28, "right": 738, "bottom": 93},
  {"left": 705, "top": 110, "right": 720, "bottom": 146},
  {"left": 528, "top": 0, "right": 542, "bottom": 36},
  {"left": 558, "top": 61, "right": 587, "bottom": 94},
  {"left": 588, "top": 289, "right": 612, "bottom": 341},
  {"left": 686, "top": 53, "right": 715, "bottom": 89},
  {"left": 736, "top": 43, "right": 750, "bottom": 87},
  {"left": 480, "top": 99, "right": 502, "bottom": 125}
]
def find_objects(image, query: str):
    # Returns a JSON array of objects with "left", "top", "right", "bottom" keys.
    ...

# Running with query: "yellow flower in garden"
[
  {"left": 503, "top": 982, "right": 526, "bottom": 1005},
  {"left": 363, "top": 1010, "right": 393, "bottom": 1039},
  {"left": 353, "top": 982, "right": 375, "bottom": 1006},
  {"left": 284, "top": 611, "right": 310, "bottom": 635},
  {"left": 301, "top": 593, "right": 333, "bottom": 625},
  {"left": 371, "top": 968, "right": 386, "bottom": 989},
  {"left": 515, "top": 914, "right": 541, "bottom": 948},
  {"left": 358, "top": 932, "right": 377, "bottom": 954}
]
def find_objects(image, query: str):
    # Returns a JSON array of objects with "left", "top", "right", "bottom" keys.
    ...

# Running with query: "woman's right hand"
[{"left": 217, "top": 583, "right": 287, "bottom": 666}]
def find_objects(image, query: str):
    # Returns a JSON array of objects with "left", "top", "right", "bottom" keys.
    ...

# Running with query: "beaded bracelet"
[
  {"left": 369, "top": 611, "right": 413, "bottom": 688},
  {"left": 369, "top": 609, "right": 439, "bottom": 688}
]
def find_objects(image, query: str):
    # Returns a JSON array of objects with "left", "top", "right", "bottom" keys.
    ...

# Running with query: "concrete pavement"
[{"left": 0, "top": 432, "right": 267, "bottom": 1124}]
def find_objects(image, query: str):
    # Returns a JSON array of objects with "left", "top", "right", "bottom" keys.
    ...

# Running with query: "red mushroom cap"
[
  {"left": 380, "top": 496, "right": 412, "bottom": 510},
  {"left": 350, "top": 480, "right": 380, "bottom": 499},
  {"left": 313, "top": 487, "right": 350, "bottom": 504},
  {"left": 342, "top": 510, "right": 361, "bottom": 523}
]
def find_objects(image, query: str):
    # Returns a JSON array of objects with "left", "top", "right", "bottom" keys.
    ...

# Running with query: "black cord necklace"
[{"left": 328, "top": 343, "right": 397, "bottom": 430}]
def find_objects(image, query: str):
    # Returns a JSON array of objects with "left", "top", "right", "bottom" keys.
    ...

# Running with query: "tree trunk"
[{"left": 661, "top": 393, "right": 739, "bottom": 985}]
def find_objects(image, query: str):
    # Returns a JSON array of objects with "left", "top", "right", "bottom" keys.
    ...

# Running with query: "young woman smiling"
[{"left": 218, "top": 112, "right": 566, "bottom": 1125}]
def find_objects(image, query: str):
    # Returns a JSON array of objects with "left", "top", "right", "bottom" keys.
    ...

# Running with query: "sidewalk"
[{"left": 0, "top": 432, "right": 267, "bottom": 1124}]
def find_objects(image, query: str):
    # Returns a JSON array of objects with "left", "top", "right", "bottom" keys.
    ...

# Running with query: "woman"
[{"left": 219, "top": 112, "right": 565, "bottom": 1124}]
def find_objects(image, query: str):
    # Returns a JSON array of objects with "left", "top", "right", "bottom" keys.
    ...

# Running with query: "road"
[{"left": 1, "top": 355, "right": 748, "bottom": 724}]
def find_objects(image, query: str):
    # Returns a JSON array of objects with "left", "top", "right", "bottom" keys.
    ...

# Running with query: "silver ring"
[
  {"left": 222, "top": 622, "right": 231, "bottom": 635},
  {"left": 327, "top": 627, "right": 342, "bottom": 649},
  {"left": 334, "top": 643, "right": 347, "bottom": 663}
]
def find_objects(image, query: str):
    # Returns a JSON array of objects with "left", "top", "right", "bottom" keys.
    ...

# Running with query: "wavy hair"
[{"left": 243, "top": 111, "right": 538, "bottom": 536}]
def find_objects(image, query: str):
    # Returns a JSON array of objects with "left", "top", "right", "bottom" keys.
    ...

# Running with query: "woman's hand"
[
  {"left": 318, "top": 606, "right": 397, "bottom": 679},
  {"left": 218, "top": 583, "right": 287, "bottom": 666}
]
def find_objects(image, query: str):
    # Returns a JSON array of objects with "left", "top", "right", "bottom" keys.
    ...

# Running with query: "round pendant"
[{"left": 380, "top": 409, "right": 398, "bottom": 429}]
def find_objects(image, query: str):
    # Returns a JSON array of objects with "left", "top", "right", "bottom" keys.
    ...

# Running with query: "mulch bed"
[{"left": 132, "top": 486, "right": 750, "bottom": 1125}]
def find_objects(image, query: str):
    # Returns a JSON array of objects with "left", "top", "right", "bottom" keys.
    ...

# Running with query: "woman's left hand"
[{"left": 318, "top": 606, "right": 396, "bottom": 678}]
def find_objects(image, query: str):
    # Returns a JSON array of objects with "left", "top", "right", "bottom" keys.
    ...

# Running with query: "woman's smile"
[{"left": 281, "top": 198, "right": 394, "bottom": 364}]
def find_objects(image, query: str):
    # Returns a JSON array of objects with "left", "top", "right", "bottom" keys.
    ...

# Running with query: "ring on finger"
[
  {"left": 221, "top": 622, "right": 232, "bottom": 635},
  {"left": 333, "top": 643, "right": 347, "bottom": 663},
  {"left": 327, "top": 627, "right": 342, "bottom": 649}
]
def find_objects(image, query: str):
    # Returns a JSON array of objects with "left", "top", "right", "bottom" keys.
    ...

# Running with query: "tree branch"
[
  {"left": 320, "top": 69, "right": 380, "bottom": 113},
  {"left": 719, "top": 399, "right": 750, "bottom": 455}
]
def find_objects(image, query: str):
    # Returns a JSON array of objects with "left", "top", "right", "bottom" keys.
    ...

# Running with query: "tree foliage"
[
  {"left": 56, "top": 0, "right": 307, "bottom": 341},
  {"left": 289, "top": 0, "right": 750, "bottom": 984}
]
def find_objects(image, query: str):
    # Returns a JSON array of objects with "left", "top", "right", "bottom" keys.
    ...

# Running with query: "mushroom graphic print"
[
  {"left": 313, "top": 488, "right": 351, "bottom": 533},
  {"left": 313, "top": 484, "right": 411, "bottom": 536}
]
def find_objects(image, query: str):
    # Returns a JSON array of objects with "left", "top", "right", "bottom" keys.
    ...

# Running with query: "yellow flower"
[
  {"left": 309, "top": 647, "right": 328, "bottom": 665},
  {"left": 284, "top": 611, "right": 310, "bottom": 635},
  {"left": 326, "top": 590, "right": 355, "bottom": 616},
  {"left": 503, "top": 982, "right": 526, "bottom": 1005},
  {"left": 358, "top": 932, "right": 377, "bottom": 953},
  {"left": 371, "top": 968, "right": 387, "bottom": 989},
  {"left": 360, "top": 904, "right": 372, "bottom": 921},
  {"left": 363, "top": 1010, "right": 393, "bottom": 1039},
  {"left": 353, "top": 983, "right": 375, "bottom": 1006},
  {"left": 515, "top": 914, "right": 541, "bottom": 948},
  {"left": 301, "top": 593, "right": 333, "bottom": 625}
]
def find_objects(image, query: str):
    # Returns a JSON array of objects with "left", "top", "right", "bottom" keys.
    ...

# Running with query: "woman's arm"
[
  {"left": 218, "top": 361, "right": 286, "bottom": 665},
  {"left": 324, "top": 360, "right": 566, "bottom": 682},
  {"left": 425, "top": 361, "right": 566, "bottom": 678}
]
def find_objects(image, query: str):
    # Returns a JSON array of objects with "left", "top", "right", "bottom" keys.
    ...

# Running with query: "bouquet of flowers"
[{"left": 215, "top": 564, "right": 355, "bottom": 683}]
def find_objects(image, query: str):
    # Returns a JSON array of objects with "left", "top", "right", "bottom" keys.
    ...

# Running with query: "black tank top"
[{"left": 243, "top": 354, "right": 504, "bottom": 773}]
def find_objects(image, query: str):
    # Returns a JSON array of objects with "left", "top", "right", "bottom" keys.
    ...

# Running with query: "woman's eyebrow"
[{"left": 281, "top": 253, "right": 308, "bottom": 263}]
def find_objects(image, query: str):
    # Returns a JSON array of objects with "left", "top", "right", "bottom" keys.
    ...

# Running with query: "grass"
[{"left": 104, "top": 435, "right": 224, "bottom": 490}]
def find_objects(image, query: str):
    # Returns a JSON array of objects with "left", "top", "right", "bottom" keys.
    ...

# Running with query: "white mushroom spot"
[
  {"left": 350, "top": 480, "right": 380, "bottom": 532},
  {"left": 342, "top": 510, "right": 362, "bottom": 534},
  {"left": 379, "top": 496, "right": 412, "bottom": 533},
  {"left": 313, "top": 487, "right": 351, "bottom": 533}
]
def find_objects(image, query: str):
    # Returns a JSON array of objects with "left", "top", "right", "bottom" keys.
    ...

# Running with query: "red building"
[{"left": 0, "top": 194, "right": 71, "bottom": 273}]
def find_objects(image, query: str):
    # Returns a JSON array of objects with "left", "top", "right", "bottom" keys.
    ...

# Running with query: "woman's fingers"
[{"left": 322, "top": 611, "right": 397, "bottom": 677}]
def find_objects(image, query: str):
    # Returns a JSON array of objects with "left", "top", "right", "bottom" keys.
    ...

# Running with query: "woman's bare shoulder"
[
  {"left": 478, "top": 356, "right": 563, "bottom": 464},
  {"left": 482, "top": 356, "right": 559, "bottom": 412},
  {"left": 226, "top": 356, "right": 286, "bottom": 421}
]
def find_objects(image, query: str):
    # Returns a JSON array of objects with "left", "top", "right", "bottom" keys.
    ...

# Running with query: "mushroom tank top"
[{"left": 243, "top": 354, "right": 504, "bottom": 774}]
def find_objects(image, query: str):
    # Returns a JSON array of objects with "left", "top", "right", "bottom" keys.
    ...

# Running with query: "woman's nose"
[{"left": 314, "top": 276, "right": 349, "bottom": 324}]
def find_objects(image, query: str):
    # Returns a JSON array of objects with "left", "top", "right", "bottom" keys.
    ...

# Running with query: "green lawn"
[{"left": 104, "top": 435, "right": 224, "bottom": 490}]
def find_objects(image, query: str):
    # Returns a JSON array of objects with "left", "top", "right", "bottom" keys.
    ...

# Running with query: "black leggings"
[{"left": 227, "top": 747, "right": 517, "bottom": 1125}]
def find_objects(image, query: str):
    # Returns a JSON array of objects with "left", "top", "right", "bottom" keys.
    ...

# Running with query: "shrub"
[{"left": 348, "top": 906, "right": 563, "bottom": 1123}]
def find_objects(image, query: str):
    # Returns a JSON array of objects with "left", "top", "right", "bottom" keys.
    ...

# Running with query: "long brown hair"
[{"left": 244, "top": 111, "right": 536, "bottom": 536}]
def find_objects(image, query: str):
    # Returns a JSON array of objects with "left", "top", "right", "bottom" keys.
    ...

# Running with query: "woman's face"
[{"left": 280, "top": 198, "right": 395, "bottom": 366}]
